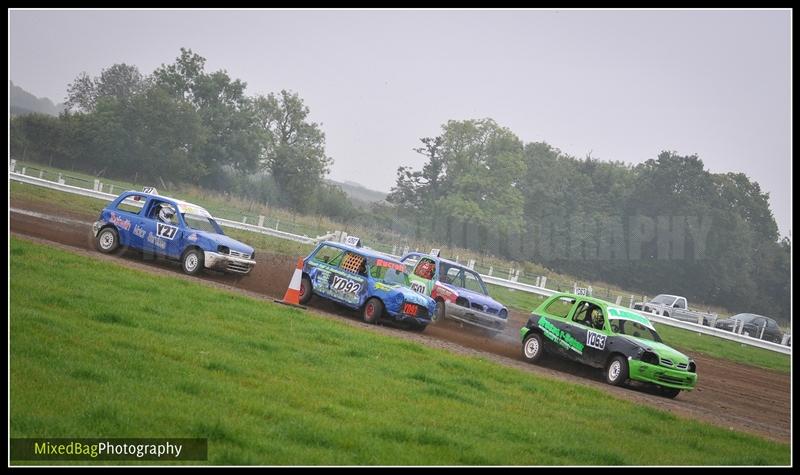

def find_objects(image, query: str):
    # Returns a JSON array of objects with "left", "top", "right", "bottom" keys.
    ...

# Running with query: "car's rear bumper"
[
  {"left": 628, "top": 358, "right": 697, "bottom": 390},
  {"left": 204, "top": 251, "right": 255, "bottom": 274},
  {"left": 445, "top": 302, "right": 507, "bottom": 332}
]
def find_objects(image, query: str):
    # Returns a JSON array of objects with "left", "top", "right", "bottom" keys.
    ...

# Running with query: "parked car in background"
[
  {"left": 714, "top": 313, "right": 785, "bottom": 343},
  {"left": 400, "top": 250, "right": 508, "bottom": 333},
  {"left": 93, "top": 188, "right": 256, "bottom": 275},
  {"left": 521, "top": 293, "right": 698, "bottom": 398},
  {"left": 632, "top": 294, "right": 717, "bottom": 326},
  {"left": 298, "top": 239, "right": 436, "bottom": 331}
]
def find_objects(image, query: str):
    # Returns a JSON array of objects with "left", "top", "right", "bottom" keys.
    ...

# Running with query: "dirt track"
[{"left": 10, "top": 197, "right": 792, "bottom": 443}]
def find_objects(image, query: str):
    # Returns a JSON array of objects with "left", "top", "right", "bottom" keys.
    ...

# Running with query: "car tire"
[
  {"left": 663, "top": 311, "right": 670, "bottom": 318},
  {"left": 95, "top": 227, "right": 120, "bottom": 254},
  {"left": 181, "top": 248, "right": 204, "bottom": 276},
  {"left": 660, "top": 387, "right": 681, "bottom": 399},
  {"left": 522, "top": 333, "right": 544, "bottom": 363},
  {"left": 432, "top": 300, "right": 446, "bottom": 323},
  {"left": 605, "top": 355, "right": 629, "bottom": 386},
  {"left": 299, "top": 275, "right": 313, "bottom": 305},
  {"left": 362, "top": 298, "right": 383, "bottom": 324}
]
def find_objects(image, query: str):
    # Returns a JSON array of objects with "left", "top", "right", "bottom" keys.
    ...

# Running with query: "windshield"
[
  {"left": 369, "top": 258, "right": 411, "bottom": 286},
  {"left": 651, "top": 295, "right": 677, "bottom": 305},
  {"left": 609, "top": 318, "right": 663, "bottom": 343},
  {"left": 183, "top": 213, "right": 223, "bottom": 234}
]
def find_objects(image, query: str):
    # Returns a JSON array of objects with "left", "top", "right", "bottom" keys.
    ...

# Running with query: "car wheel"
[
  {"left": 299, "top": 275, "right": 313, "bottom": 305},
  {"left": 362, "top": 298, "right": 383, "bottom": 324},
  {"left": 95, "top": 227, "right": 120, "bottom": 254},
  {"left": 605, "top": 355, "right": 629, "bottom": 386},
  {"left": 522, "top": 333, "right": 544, "bottom": 363},
  {"left": 663, "top": 311, "right": 670, "bottom": 318},
  {"left": 181, "top": 248, "right": 204, "bottom": 276},
  {"left": 431, "top": 300, "right": 446, "bottom": 323},
  {"left": 660, "top": 387, "right": 681, "bottom": 399}
]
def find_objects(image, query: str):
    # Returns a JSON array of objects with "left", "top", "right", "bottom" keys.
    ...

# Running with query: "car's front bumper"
[
  {"left": 204, "top": 251, "right": 256, "bottom": 274},
  {"left": 445, "top": 302, "right": 507, "bottom": 332},
  {"left": 628, "top": 358, "right": 698, "bottom": 390}
]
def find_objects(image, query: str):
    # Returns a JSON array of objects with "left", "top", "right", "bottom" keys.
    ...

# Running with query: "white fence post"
[
  {"left": 242, "top": 216, "right": 247, "bottom": 224},
  {"left": 629, "top": 295, "right": 634, "bottom": 308},
  {"left": 93, "top": 179, "right": 100, "bottom": 191},
  {"left": 392, "top": 244, "right": 397, "bottom": 255},
  {"left": 108, "top": 184, "right": 114, "bottom": 195},
  {"left": 9, "top": 159, "right": 16, "bottom": 172},
  {"left": 540, "top": 276, "right": 547, "bottom": 289},
  {"left": 760, "top": 322, "right": 767, "bottom": 340},
  {"left": 58, "top": 173, "right": 65, "bottom": 185},
  {"left": 508, "top": 267, "right": 514, "bottom": 280},
  {"left": 535, "top": 276, "right": 541, "bottom": 287},
  {"left": 513, "top": 269, "right": 521, "bottom": 282},
  {"left": 21, "top": 167, "right": 26, "bottom": 175},
  {"left": 258, "top": 215, "right": 265, "bottom": 227},
  {"left": 488, "top": 266, "right": 493, "bottom": 276},
  {"left": 615, "top": 295, "right": 622, "bottom": 305},
  {"left": 275, "top": 219, "right": 279, "bottom": 231},
  {"left": 98, "top": 182, "right": 103, "bottom": 193},
  {"left": 587, "top": 286, "right": 593, "bottom": 296},
  {"left": 39, "top": 169, "right": 44, "bottom": 179},
  {"left": 468, "top": 259, "right": 475, "bottom": 270}
]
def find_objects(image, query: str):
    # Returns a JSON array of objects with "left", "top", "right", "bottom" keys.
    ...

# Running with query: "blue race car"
[
  {"left": 92, "top": 188, "right": 256, "bottom": 275},
  {"left": 298, "top": 239, "right": 436, "bottom": 331}
]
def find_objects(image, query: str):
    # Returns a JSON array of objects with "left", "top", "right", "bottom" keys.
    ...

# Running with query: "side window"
[
  {"left": 148, "top": 200, "right": 179, "bottom": 225},
  {"left": 116, "top": 194, "right": 147, "bottom": 215},
  {"left": 544, "top": 297, "right": 576, "bottom": 319},
  {"left": 311, "top": 245, "right": 344, "bottom": 266},
  {"left": 414, "top": 258, "right": 437, "bottom": 280},
  {"left": 463, "top": 271, "right": 484, "bottom": 294},
  {"left": 340, "top": 252, "right": 367, "bottom": 276},
  {"left": 675, "top": 299, "right": 687, "bottom": 309},
  {"left": 572, "top": 302, "right": 592, "bottom": 326},
  {"left": 445, "top": 266, "right": 462, "bottom": 287}
]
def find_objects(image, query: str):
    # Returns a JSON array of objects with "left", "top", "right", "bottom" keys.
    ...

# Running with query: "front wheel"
[
  {"left": 299, "top": 275, "right": 313, "bottom": 305},
  {"left": 522, "top": 333, "right": 544, "bottom": 363},
  {"left": 95, "top": 227, "right": 120, "bottom": 254},
  {"left": 362, "top": 298, "right": 383, "bottom": 324},
  {"left": 181, "top": 248, "right": 204, "bottom": 276},
  {"left": 605, "top": 355, "right": 629, "bottom": 386},
  {"left": 431, "top": 300, "right": 446, "bottom": 323}
]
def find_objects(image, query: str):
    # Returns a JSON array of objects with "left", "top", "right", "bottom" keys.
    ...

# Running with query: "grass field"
[
  {"left": 11, "top": 181, "right": 791, "bottom": 373},
  {"left": 9, "top": 237, "right": 789, "bottom": 465}
]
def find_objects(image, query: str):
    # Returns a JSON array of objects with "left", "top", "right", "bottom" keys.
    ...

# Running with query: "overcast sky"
[{"left": 8, "top": 9, "right": 792, "bottom": 237}]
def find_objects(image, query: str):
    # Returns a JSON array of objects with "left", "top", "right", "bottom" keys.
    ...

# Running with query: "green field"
[
  {"left": 9, "top": 237, "right": 789, "bottom": 465},
  {"left": 11, "top": 181, "right": 791, "bottom": 373}
]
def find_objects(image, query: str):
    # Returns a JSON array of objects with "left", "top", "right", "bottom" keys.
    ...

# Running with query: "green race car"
[{"left": 520, "top": 293, "right": 697, "bottom": 398}]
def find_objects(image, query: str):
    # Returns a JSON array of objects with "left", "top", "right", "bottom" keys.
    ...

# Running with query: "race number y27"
[
  {"left": 331, "top": 274, "right": 362, "bottom": 294},
  {"left": 157, "top": 223, "right": 178, "bottom": 240}
]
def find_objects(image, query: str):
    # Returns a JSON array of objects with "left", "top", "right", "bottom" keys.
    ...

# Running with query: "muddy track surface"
[{"left": 10, "top": 197, "right": 791, "bottom": 443}]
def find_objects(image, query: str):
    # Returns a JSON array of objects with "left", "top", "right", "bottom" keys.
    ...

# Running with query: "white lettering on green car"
[
  {"left": 538, "top": 316, "right": 584, "bottom": 354},
  {"left": 607, "top": 306, "right": 655, "bottom": 330}
]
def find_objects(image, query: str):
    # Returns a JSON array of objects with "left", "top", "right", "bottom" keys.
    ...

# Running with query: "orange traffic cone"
[{"left": 275, "top": 257, "right": 307, "bottom": 308}]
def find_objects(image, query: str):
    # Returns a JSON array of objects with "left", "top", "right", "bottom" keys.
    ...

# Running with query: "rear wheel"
[
  {"left": 95, "top": 227, "right": 119, "bottom": 253},
  {"left": 362, "top": 298, "right": 383, "bottom": 324},
  {"left": 299, "top": 276, "right": 313, "bottom": 305},
  {"left": 605, "top": 355, "right": 629, "bottom": 386},
  {"left": 181, "top": 248, "right": 204, "bottom": 276},
  {"left": 522, "top": 333, "right": 544, "bottom": 363}
]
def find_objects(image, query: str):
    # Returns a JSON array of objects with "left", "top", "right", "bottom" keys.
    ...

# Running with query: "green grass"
[{"left": 10, "top": 237, "right": 789, "bottom": 465}]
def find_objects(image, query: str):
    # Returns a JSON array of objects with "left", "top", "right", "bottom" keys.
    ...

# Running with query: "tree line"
[
  {"left": 10, "top": 48, "right": 354, "bottom": 218},
  {"left": 388, "top": 119, "right": 790, "bottom": 322}
]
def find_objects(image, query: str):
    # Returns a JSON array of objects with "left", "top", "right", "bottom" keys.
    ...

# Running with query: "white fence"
[{"left": 9, "top": 169, "right": 791, "bottom": 355}]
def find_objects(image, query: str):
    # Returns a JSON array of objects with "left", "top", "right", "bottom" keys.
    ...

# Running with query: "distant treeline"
[
  {"left": 10, "top": 50, "right": 790, "bottom": 322},
  {"left": 386, "top": 118, "right": 790, "bottom": 322},
  {"left": 10, "top": 48, "right": 356, "bottom": 219}
]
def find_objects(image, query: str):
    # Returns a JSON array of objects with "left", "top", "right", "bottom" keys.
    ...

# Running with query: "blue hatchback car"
[
  {"left": 298, "top": 240, "right": 436, "bottom": 331},
  {"left": 92, "top": 189, "right": 256, "bottom": 275}
]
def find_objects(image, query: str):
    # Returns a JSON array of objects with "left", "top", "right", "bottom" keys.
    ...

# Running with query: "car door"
[
  {"left": 406, "top": 255, "right": 437, "bottom": 296},
  {"left": 320, "top": 250, "right": 368, "bottom": 307},
  {"left": 534, "top": 296, "right": 581, "bottom": 358},
  {"left": 110, "top": 192, "right": 149, "bottom": 250},
  {"left": 564, "top": 300, "right": 609, "bottom": 367},
  {"left": 140, "top": 199, "right": 182, "bottom": 258}
]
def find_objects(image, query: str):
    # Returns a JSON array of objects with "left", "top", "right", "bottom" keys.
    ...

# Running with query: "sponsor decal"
[
  {"left": 157, "top": 223, "right": 178, "bottom": 240},
  {"left": 330, "top": 274, "right": 362, "bottom": 294},
  {"left": 607, "top": 307, "right": 655, "bottom": 330},
  {"left": 375, "top": 258, "right": 405, "bottom": 272},
  {"left": 187, "top": 233, "right": 198, "bottom": 242},
  {"left": 109, "top": 212, "right": 131, "bottom": 231},
  {"left": 410, "top": 281, "right": 427, "bottom": 294},
  {"left": 146, "top": 233, "right": 167, "bottom": 250},
  {"left": 586, "top": 330, "right": 607, "bottom": 350},
  {"left": 538, "top": 316, "right": 585, "bottom": 354},
  {"left": 132, "top": 225, "right": 146, "bottom": 238}
]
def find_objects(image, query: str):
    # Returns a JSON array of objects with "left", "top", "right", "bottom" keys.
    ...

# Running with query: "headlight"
[
  {"left": 499, "top": 309, "right": 508, "bottom": 320},
  {"left": 688, "top": 361, "right": 697, "bottom": 373},
  {"left": 217, "top": 245, "right": 230, "bottom": 254},
  {"left": 640, "top": 351, "right": 660, "bottom": 365},
  {"left": 251, "top": 250, "right": 255, "bottom": 259}
]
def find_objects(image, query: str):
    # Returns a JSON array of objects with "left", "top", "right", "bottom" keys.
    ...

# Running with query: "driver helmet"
[
  {"left": 591, "top": 309, "right": 604, "bottom": 329},
  {"left": 158, "top": 205, "right": 175, "bottom": 223}
]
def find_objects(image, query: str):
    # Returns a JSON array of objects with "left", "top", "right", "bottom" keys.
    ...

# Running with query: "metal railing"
[{"left": 9, "top": 169, "right": 791, "bottom": 354}]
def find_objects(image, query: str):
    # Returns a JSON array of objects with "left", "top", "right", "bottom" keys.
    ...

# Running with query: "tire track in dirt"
[{"left": 9, "top": 197, "right": 791, "bottom": 443}]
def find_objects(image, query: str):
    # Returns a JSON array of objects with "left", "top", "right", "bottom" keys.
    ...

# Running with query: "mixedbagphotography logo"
[{"left": 10, "top": 438, "right": 208, "bottom": 461}]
